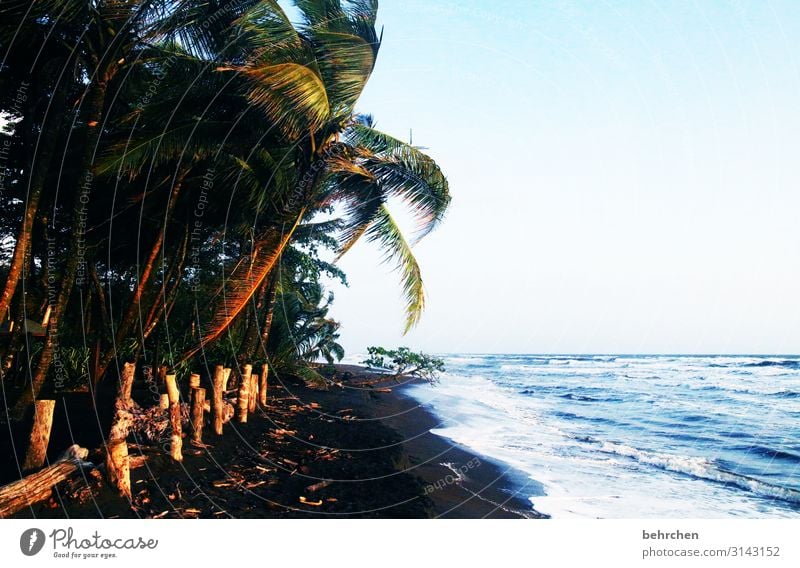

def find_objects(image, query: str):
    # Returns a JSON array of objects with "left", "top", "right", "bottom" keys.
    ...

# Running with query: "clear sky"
[{"left": 326, "top": 0, "right": 800, "bottom": 355}]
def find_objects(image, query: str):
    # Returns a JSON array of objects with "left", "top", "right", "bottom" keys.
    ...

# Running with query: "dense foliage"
[{"left": 0, "top": 0, "right": 449, "bottom": 414}]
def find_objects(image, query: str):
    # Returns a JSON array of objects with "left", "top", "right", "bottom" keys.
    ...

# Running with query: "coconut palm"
[
  {"left": 0, "top": 0, "right": 450, "bottom": 412},
  {"left": 186, "top": 0, "right": 450, "bottom": 360},
  {"left": 4, "top": 0, "right": 262, "bottom": 415}
]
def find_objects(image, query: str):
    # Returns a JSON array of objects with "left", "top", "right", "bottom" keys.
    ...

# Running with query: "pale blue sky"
[{"left": 326, "top": 0, "right": 800, "bottom": 355}]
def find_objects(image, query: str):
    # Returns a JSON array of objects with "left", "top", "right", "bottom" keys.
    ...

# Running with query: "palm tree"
[
  {"left": 5, "top": 0, "right": 262, "bottom": 416},
  {"left": 1, "top": 0, "right": 450, "bottom": 414},
  {"left": 186, "top": 0, "right": 450, "bottom": 361}
]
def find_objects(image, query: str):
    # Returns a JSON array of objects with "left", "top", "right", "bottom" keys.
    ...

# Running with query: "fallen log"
[{"left": 0, "top": 445, "right": 91, "bottom": 518}]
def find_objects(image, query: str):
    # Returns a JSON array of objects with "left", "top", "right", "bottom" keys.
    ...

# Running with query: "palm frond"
[
  {"left": 347, "top": 123, "right": 450, "bottom": 240},
  {"left": 366, "top": 204, "right": 425, "bottom": 333},
  {"left": 236, "top": 62, "right": 330, "bottom": 137}
]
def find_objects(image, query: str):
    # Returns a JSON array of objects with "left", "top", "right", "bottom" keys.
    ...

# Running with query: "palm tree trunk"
[
  {"left": 180, "top": 212, "right": 305, "bottom": 364},
  {"left": 256, "top": 276, "right": 280, "bottom": 359},
  {"left": 0, "top": 88, "right": 68, "bottom": 326},
  {"left": 11, "top": 75, "right": 110, "bottom": 419},
  {"left": 95, "top": 170, "right": 189, "bottom": 383},
  {"left": 142, "top": 225, "right": 189, "bottom": 341},
  {"left": 0, "top": 180, "right": 46, "bottom": 321},
  {"left": 239, "top": 279, "right": 269, "bottom": 361}
]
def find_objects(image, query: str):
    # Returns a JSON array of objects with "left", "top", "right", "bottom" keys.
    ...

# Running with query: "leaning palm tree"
[
  {"left": 185, "top": 0, "right": 450, "bottom": 361},
  {"left": 6, "top": 0, "right": 262, "bottom": 416}
]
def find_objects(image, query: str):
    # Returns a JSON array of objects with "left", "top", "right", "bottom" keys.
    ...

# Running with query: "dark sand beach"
[{"left": 2, "top": 365, "right": 546, "bottom": 519}]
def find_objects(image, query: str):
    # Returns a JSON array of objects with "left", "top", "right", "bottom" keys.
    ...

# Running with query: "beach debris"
[
  {"left": 306, "top": 479, "right": 333, "bottom": 492},
  {"left": 299, "top": 496, "right": 323, "bottom": 506}
]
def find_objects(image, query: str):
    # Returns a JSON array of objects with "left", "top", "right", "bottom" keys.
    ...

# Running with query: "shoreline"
[
  {"left": 367, "top": 372, "right": 548, "bottom": 518},
  {"left": 4, "top": 364, "right": 546, "bottom": 519}
]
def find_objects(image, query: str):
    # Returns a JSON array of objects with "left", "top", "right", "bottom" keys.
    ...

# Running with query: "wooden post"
[
  {"left": 190, "top": 387, "right": 205, "bottom": 446},
  {"left": 189, "top": 373, "right": 201, "bottom": 389},
  {"left": 237, "top": 364, "right": 251, "bottom": 423},
  {"left": 222, "top": 367, "right": 231, "bottom": 391},
  {"left": 22, "top": 400, "right": 56, "bottom": 471},
  {"left": 106, "top": 362, "right": 135, "bottom": 499},
  {"left": 165, "top": 373, "right": 182, "bottom": 461},
  {"left": 249, "top": 373, "right": 258, "bottom": 413},
  {"left": 211, "top": 365, "right": 225, "bottom": 435},
  {"left": 259, "top": 364, "right": 268, "bottom": 406},
  {"left": 159, "top": 393, "right": 169, "bottom": 410}
]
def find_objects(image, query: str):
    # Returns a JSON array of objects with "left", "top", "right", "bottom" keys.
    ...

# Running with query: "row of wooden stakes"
[
  {"left": 157, "top": 363, "right": 270, "bottom": 440},
  {"left": 2, "top": 362, "right": 272, "bottom": 515},
  {"left": 17, "top": 362, "right": 271, "bottom": 502}
]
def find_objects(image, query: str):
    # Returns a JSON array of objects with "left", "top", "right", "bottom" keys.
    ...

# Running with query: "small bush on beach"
[{"left": 362, "top": 347, "right": 445, "bottom": 383}]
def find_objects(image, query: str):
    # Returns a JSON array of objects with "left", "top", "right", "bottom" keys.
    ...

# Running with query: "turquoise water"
[{"left": 403, "top": 355, "right": 800, "bottom": 518}]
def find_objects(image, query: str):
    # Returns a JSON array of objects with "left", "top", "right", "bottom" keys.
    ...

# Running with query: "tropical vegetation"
[{"left": 0, "top": 0, "right": 450, "bottom": 420}]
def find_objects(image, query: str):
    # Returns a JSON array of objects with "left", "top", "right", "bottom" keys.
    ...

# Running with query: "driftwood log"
[
  {"left": 0, "top": 445, "right": 90, "bottom": 518},
  {"left": 22, "top": 399, "right": 56, "bottom": 471}
]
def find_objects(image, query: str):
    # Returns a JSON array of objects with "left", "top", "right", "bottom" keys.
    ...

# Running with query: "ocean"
[{"left": 401, "top": 355, "right": 800, "bottom": 518}]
